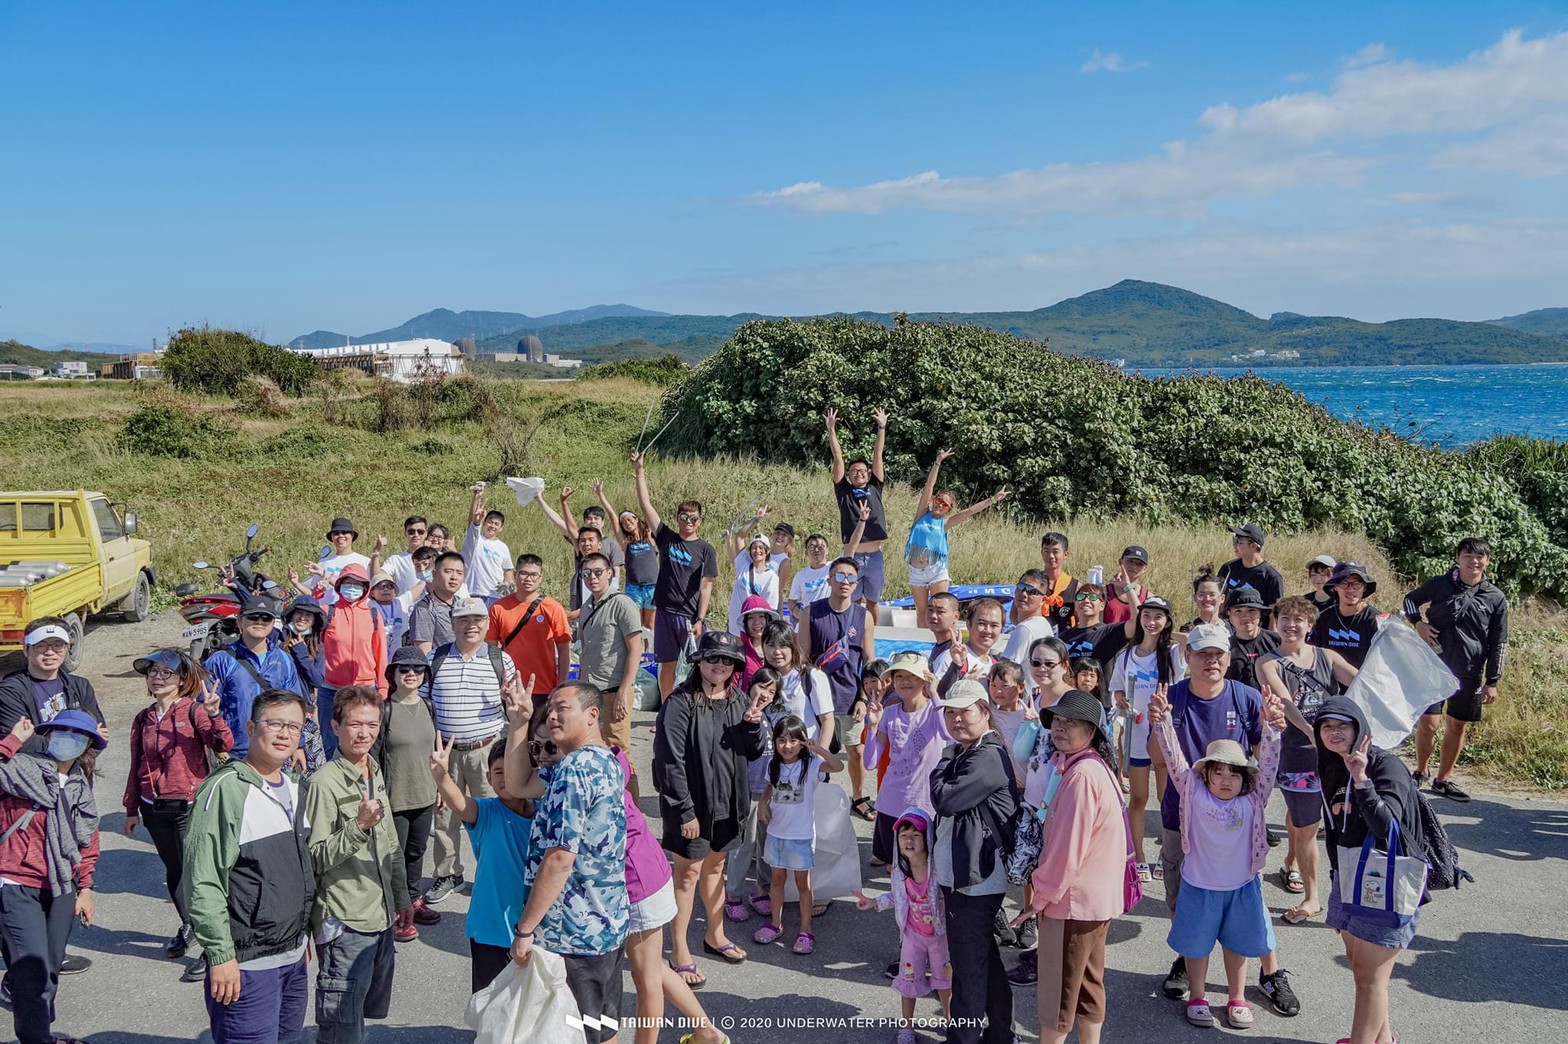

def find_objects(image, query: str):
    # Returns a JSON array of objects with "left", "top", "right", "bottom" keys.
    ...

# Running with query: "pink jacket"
[
  {"left": 1155, "top": 716, "right": 1282, "bottom": 878},
  {"left": 1028, "top": 751, "right": 1128, "bottom": 921},
  {"left": 615, "top": 746, "right": 673, "bottom": 904}
]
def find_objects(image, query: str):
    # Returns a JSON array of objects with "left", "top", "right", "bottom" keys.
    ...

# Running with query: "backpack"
[
  {"left": 374, "top": 694, "right": 438, "bottom": 772},
  {"left": 1413, "top": 789, "right": 1471, "bottom": 890},
  {"left": 429, "top": 642, "right": 509, "bottom": 692}
]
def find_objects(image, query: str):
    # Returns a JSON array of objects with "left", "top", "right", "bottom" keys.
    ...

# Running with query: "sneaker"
[
  {"left": 1430, "top": 778, "right": 1471, "bottom": 803},
  {"left": 411, "top": 898, "right": 442, "bottom": 926},
  {"left": 1185, "top": 1000, "right": 1214, "bottom": 1028},
  {"left": 1260, "top": 969, "right": 1301, "bottom": 1016},
  {"left": 166, "top": 923, "right": 194, "bottom": 959},
  {"left": 1006, "top": 949, "right": 1037, "bottom": 987},
  {"left": 1015, "top": 915, "right": 1038, "bottom": 950},
  {"left": 180, "top": 953, "right": 208, "bottom": 984},
  {"left": 992, "top": 907, "right": 1018, "bottom": 948},
  {"left": 1162, "top": 956, "right": 1190, "bottom": 1000},
  {"left": 423, "top": 874, "right": 463, "bottom": 904},
  {"left": 885, "top": 960, "right": 899, "bottom": 980},
  {"left": 393, "top": 920, "right": 419, "bottom": 942},
  {"left": 59, "top": 953, "right": 92, "bottom": 975}
]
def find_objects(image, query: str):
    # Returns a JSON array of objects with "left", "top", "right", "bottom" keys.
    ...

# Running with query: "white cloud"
[
  {"left": 752, "top": 29, "right": 1568, "bottom": 219},
  {"left": 1081, "top": 49, "right": 1147, "bottom": 74}
]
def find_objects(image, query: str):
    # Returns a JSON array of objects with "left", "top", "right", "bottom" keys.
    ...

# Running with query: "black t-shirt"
[
  {"left": 1045, "top": 576, "right": 1079, "bottom": 633},
  {"left": 653, "top": 523, "right": 718, "bottom": 619},
  {"left": 1219, "top": 558, "right": 1286, "bottom": 623},
  {"left": 1309, "top": 606, "right": 1379, "bottom": 669},
  {"left": 1227, "top": 629, "right": 1282, "bottom": 689},
  {"left": 1307, "top": 590, "right": 1336, "bottom": 614},
  {"left": 1059, "top": 623, "right": 1128, "bottom": 669},
  {"left": 835, "top": 477, "right": 888, "bottom": 543}
]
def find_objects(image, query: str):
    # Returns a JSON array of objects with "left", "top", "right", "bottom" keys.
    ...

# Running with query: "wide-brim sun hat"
[
  {"left": 1326, "top": 561, "right": 1378, "bottom": 597},
  {"left": 133, "top": 649, "right": 187, "bottom": 676},
  {"left": 1192, "top": 738, "right": 1258, "bottom": 779},
  {"left": 881, "top": 650, "right": 936, "bottom": 683},
  {"left": 1039, "top": 689, "right": 1109, "bottom": 743}
]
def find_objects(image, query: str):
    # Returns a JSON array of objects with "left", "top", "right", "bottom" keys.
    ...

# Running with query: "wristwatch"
[{"left": 512, "top": 924, "right": 535, "bottom": 940}]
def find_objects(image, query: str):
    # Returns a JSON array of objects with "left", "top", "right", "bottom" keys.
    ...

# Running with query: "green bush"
[
  {"left": 161, "top": 327, "right": 319, "bottom": 396},
  {"left": 116, "top": 404, "right": 234, "bottom": 458},
  {"left": 578, "top": 354, "right": 690, "bottom": 386},
  {"left": 662, "top": 318, "right": 1568, "bottom": 599}
]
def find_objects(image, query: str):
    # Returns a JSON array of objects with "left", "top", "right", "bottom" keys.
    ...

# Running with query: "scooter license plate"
[{"left": 180, "top": 624, "right": 210, "bottom": 641}]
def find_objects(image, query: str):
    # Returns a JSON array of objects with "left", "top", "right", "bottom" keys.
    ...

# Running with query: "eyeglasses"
[
  {"left": 582, "top": 567, "right": 609, "bottom": 578},
  {"left": 830, "top": 571, "right": 858, "bottom": 584},
  {"left": 243, "top": 614, "right": 276, "bottom": 624},
  {"left": 677, "top": 512, "right": 702, "bottom": 522},
  {"left": 1015, "top": 584, "right": 1043, "bottom": 597},
  {"left": 1031, "top": 658, "right": 1061, "bottom": 670},
  {"left": 517, "top": 570, "right": 543, "bottom": 581},
  {"left": 528, "top": 740, "right": 559, "bottom": 758},
  {"left": 145, "top": 667, "right": 180, "bottom": 681},
  {"left": 255, "top": 719, "right": 303, "bottom": 736},
  {"left": 30, "top": 640, "right": 69, "bottom": 654},
  {"left": 406, "top": 528, "right": 427, "bottom": 536}
]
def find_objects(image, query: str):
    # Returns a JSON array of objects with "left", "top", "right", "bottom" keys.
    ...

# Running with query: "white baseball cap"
[
  {"left": 1186, "top": 623, "right": 1232, "bottom": 654},
  {"left": 24, "top": 624, "right": 72, "bottom": 647}
]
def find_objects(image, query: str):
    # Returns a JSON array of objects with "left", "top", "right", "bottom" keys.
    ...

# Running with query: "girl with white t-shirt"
[
  {"left": 753, "top": 715, "right": 844, "bottom": 955},
  {"left": 760, "top": 622, "right": 835, "bottom": 742},
  {"left": 1110, "top": 595, "right": 1185, "bottom": 871},
  {"left": 727, "top": 534, "right": 781, "bottom": 633}
]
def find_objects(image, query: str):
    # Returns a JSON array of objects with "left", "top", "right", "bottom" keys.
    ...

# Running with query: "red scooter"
[{"left": 174, "top": 524, "right": 280, "bottom": 662}]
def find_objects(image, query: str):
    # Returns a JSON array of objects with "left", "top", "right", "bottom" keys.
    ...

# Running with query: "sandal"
[
  {"left": 754, "top": 923, "right": 783, "bottom": 945},
  {"left": 851, "top": 796, "right": 876, "bottom": 821},
  {"left": 811, "top": 901, "right": 830, "bottom": 918},
  {"left": 1281, "top": 904, "right": 1321, "bottom": 925},
  {"left": 1279, "top": 867, "right": 1305, "bottom": 894},
  {"left": 1185, "top": 1000, "right": 1214, "bottom": 1028},
  {"left": 746, "top": 891, "right": 772, "bottom": 918},
  {"left": 1137, "top": 862, "right": 1152, "bottom": 883},
  {"left": 703, "top": 939, "right": 748, "bottom": 964},
  {"left": 1150, "top": 862, "right": 1165, "bottom": 882},
  {"left": 792, "top": 930, "right": 816, "bottom": 955},
  {"left": 1225, "top": 1001, "right": 1254, "bottom": 1029},
  {"left": 668, "top": 960, "right": 706, "bottom": 988},
  {"left": 723, "top": 898, "right": 751, "bottom": 922}
]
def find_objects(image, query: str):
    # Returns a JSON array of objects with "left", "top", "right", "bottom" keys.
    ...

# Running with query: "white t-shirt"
[
  {"left": 789, "top": 564, "right": 831, "bottom": 609},
  {"left": 728, "top": 554, "right": 781, "bottom": 634},
  {"left": 766, "top": 758, "right": 823, "bottom": 841},
  {"left": 315, "top": 552, "right": 371, "bottom": 606},
  {"left": 778, "top": 669, "right": 834, "bottom": 740},
  {"left": 383, "top": 551, "right": 420, "bottom": 594},
  {"left": 463, "top": 524, "right": 513, "bottom": 599},
  {"left": 1109, "top": 644, "right": 1186, "bottom": 760},
  {"left": 999, "top": 615, "right": 1056, "bottom": 668},
  {"left": 931, "top": 644, "right": 992, "bottom": 684},
  {"left": 386, "top": 590, "right": 418, "bottom": 649}
]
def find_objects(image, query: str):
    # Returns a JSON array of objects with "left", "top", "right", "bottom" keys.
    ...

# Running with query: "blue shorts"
[
  {"left": 1167, "top": 875, "right": 1276, "bottom": 959},
  {"left": 1128, "top": 756, "right": 1152, "bottom": 769},
  {"left": 1326, "top": 873, "right": 1420, "bottom": 949},
  {"left": 653, "top": 612, "right": 694, "bottom": 665},
  {"left": 624, "top": 583, "right": 656, "bottom": 610},
  {"left": 853, "top": 549, "right": 885, "bottom": 602},
  {"left": 764, "top": 834, "right": 815, "bottom": 871}
]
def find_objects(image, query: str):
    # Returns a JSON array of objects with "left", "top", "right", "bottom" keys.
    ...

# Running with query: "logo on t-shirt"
[{"left": 668, "top": 545, "right": 693, "bottom": 567}]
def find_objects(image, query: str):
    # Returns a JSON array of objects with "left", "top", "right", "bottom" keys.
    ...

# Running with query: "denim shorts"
[
  {"left": 907, "top": 559, "right": 951, "bottom": 588},
  {"left": 764, "top": 834, "right": 815, "bottom": 871},
  {"left": 1167, "top": 875, "right": 1277, "bottom": 959},
  {"left": 853, "top": 549, "right": 886, "bottom": 602},
  {"left": 624, "top": 583, "right": 656, "bottom": 610},
  {"left": 1326, "top": 873, "right": 1420, "bottom": 949}
]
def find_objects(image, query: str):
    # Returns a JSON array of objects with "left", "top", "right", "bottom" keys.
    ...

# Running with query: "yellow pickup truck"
[{"left": 0, "top": 490, "right": 155, "bottom": 672}]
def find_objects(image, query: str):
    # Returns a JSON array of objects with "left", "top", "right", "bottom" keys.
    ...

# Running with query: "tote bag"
[
  {"left": 783, "top": 781, "right": 863, "bottom": 901},
  {"left": 465, "top": 948, "right": 587, "bottom": 1044},
  {"left": 1336, "top": 818, "right": 1428, "bottom": 927}
]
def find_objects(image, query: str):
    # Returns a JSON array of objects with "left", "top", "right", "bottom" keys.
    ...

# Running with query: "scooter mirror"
[
  {"left": 262, "top": 579, "right": 279, "bottom": 591},
  {"left": 193, "top": 561, "right": 211, "bottom": 570},
  {"left": 246, "top": 523, "right": 259, "bottom": 540}
]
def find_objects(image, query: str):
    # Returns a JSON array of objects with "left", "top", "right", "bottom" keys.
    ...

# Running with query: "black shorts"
[
  {"left": 1280, "top": 786, "right": 1323, "bottom": 828},
  {"left": 1424, "top": 677, "right": 1486, "bottom": 723},
  {"left": 871, "top": 810, "right": 899, "bottom": 865},
  {"left": 653, "top": 611, "right": 694, "bottom": 664},
  {"left": 562, "top": 949, "right": 625, "bottom": 1044},
  {"left": 662, "top": 814, "right": 742, "bottom": 861}
]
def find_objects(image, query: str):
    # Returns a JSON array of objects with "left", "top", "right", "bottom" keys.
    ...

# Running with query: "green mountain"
[
  {"left": 0, "top": 340, "right": 120, "bottom": 370},
  {"left": 289, "top": 304, "right": 668, "bottom": 349},
  {"left": 1490, "top": 307, "right": 1568, "bottom": 338}
]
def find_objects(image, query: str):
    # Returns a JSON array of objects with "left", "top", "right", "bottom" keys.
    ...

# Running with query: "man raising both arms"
[
  {"left": 825, "top": 406, "right": 890, "bottom": 625},
  {"left": 633, "top": 451, "right": 718, "bottom": 699}
]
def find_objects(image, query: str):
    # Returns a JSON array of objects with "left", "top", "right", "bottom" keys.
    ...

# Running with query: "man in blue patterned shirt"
[{"left": 510, "top": 683, "right": 628, "bottom": 1044}]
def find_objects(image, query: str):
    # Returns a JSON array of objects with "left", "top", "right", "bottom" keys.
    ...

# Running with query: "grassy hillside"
[{"left": 0, "top": 339, "right": 119, "bottom": 370}]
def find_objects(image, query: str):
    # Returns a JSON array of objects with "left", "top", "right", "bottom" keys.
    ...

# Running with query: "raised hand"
[
  {"left": 590, "top": 478, "right": 604, "bottom": 495},
  {"left": 936, "top": 447, "right": 954, "bottom": 464},
  {"left": 1147, "top": 685, "right": 1171, "bottom": 725},
  {"left": 502, "top": 674, "right": 536, "bottom": 728},
  {"left": 560, "top": 486, "right": 576, "bottom": 501},
  {"left": 9, "top": 716, "right": 34, "bottom": 743},
  {"left": 288, "top": 567, "right": 301, "bottom": 586},
  {"left": 630, "top": 451, "right": 645, "bottom": 472},
  {"left": 202, "top": 679, "right": 223, "bottom": 717},
  {"left": 429, "top": 733, "right": 455, "bottom": 779},
  {"left": 1345, "top": 734, "right": 1372, "bottom": 783},
  {"left": 857, "top": 501, "right": 871, "bottom": 521},
  {"left": 872, "top": 406, "right": 889, "bottom": 428},
  {"left": 306, "top": 562, "right": 325, "bottom": 577},
  {"left": 372, "top": 535, "right": 388, "bottom": 555},
  {"left": 823, "top": 407, "right": 839, "bottom": 432},
  {"left": 993, "top": 486, "right": 1010, "bottom": 504}
]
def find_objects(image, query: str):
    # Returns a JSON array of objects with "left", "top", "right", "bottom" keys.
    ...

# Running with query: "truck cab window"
[{"left": 91, "top": 498, "right": 123, "bottom": 542}]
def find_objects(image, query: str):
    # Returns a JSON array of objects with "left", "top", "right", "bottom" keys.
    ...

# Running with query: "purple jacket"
[{"left": 615, "top": 746, "right": 672, "bottom": 904}]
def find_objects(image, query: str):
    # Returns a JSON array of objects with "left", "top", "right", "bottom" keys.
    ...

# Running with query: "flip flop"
[
  {"left": 1282, "top": 904, "right": 1321, "bottom": 925},
  {"left": 668, "top": 960, "right": 705, "bottom": 988},
  {"left": 703, "top": 939, "right": 748, "bottom": 964}
]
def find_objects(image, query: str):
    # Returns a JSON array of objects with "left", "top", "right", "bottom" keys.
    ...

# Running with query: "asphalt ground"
[{"left": 15, "top": 612, "right": 1568, "bottom": 1042}]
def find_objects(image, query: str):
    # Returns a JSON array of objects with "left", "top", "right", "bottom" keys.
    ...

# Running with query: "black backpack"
[{"left": 1414, "top": 789, "right": 1472, "bottom": 890}]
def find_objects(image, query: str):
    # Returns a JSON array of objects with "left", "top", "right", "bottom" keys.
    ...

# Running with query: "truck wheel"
[
  {"left": 122, "top": 572, "right": 152, "bottom": 623},
  {"left": 62, "top": 613, "right": 85, "bottom": 674}
]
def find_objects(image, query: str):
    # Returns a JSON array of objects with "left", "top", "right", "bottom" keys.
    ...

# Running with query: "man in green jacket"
[
  {"left": 183, "top": 687, "right": 315, "bottom": 1044},
  {"left": 305, "top": 685, "right": 411, "bottom": 1044}
]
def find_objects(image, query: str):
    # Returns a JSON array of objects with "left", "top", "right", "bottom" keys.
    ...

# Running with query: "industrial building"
[{"left": 288, "top": 338, "right": 465, "bottom": 382}]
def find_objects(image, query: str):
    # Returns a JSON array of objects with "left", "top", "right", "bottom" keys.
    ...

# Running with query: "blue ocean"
[{"left": 1137, "top": 364, "right": 1568, "bottom": 448}]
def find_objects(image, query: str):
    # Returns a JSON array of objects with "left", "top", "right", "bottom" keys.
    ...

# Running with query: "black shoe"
[
  {"left": 1260, "top": 969, "right": 1301, "bottom": 1016},
  {"left": 884, "top": 960, "right": 899, "bottom": 980},
  {"left": 1430, "top": 778, "right": 1471, "bottom": 803},
  {"left": 1413, "top": 770, "right": 1429, "bottom": 789},
  {"left": 60, "top": 953, "right": 92, "bottom": 975},
  {"left": 166, "top": 923, "right": 194, "bottom": 959},
  {"left": 1006, "top": 949, "right": 1037, "bottom": 987},
  {"left": 992, "top": 907, "right": 1018, "bottom": 948},
  {"left": 181, "top": 953, "right": 209, "bottom": 983},
  {"left": 1015, "top": 915, "right": 1038, "bottom": 950},
  {"left": 1162, "top": 956, "right": 1189, "bottom": 1000},
  {"left": 1266, "top": 826, "right": 1284, "bottom": 847},
  {"left": 423, "top": 873, "right": 464, "bottom": 904}
]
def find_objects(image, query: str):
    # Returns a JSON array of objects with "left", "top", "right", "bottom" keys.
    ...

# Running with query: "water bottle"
[{"left": 1088, "top": 565, "right": 1105, "bottom": 586}]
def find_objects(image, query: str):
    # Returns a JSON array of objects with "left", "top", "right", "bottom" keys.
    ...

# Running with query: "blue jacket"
[{"left": 204, "top": 637, "right": 307, "bottom": 758}]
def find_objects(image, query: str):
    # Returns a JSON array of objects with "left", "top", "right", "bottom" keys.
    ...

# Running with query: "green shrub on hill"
[
  {"left": 662, "top": 318, "right": 1568, "bottom": 599},
  {"left": 161, "top": 326, "right": 319, "bottom": 396},
  {"left": 578, "top": 354, "right": 689, "bottom": 386}
]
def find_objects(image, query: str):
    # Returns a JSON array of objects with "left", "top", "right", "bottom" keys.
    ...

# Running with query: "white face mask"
[
  {"left": 290, "top": 620, "right": 313, "bottom": 636},
  {"left": 46, "top": 730, "right": 90, "bottom": 763},
  {"left": 338, "top": 584, "right": 366, "bottom": 602}
]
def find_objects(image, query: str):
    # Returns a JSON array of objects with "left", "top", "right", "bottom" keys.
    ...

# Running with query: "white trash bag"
[
  {"left": 465, "top": 948, "right": 587, "bottom": 1044},
  {"left": 504, "top": 476, "right": 546, "bottom": 508},
  {"left": 1343, "top": 615, "right": 1458, "bottom": 751},
  {"left": 784, "top": 781, "right": 863, "bottom": 902}
]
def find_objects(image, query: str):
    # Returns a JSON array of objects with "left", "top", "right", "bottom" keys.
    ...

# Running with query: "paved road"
[{"left": 19, "top": 613, "right": 1568, "bottom": 1042}]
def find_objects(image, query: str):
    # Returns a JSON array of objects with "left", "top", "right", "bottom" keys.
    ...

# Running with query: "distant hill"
[
  {"left": 294, "top": 282, "right": 1568, "bottom": 367},
  {"left": 1490, "top": 307, "right": 1568, "bottom": 338},
  {"left": 0, "top": 339, "right": 120, "bottom": 370},
  {"left": 289, "top": 304, "right": 668, "bottom": 349}
]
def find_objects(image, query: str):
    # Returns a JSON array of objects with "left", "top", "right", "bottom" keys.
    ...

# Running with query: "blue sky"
[{"left": 4, "top": 1, "right": 1567, "bottom": 345}]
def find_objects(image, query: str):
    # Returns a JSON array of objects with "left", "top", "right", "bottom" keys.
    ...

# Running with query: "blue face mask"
[
  {"left": 46, "top": 730, "right": 90, "bottom": 763},
  {"left": 338, "top": 583, "right": 367, "bottom": 602},
  {"left": 417, "top": 570, "right": 433, "bottom": 583}
]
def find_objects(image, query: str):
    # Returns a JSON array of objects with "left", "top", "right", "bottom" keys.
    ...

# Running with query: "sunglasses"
[
  {"left": 528, "top": 740, "right": 559, "bottom": 758},
  {"left": 243, "top": 613, "right": 276, "bottom": 623},
  {"left": 1015, "top": 584, "right": 1043, "bottom": 597},
  {"left": 406, "top": 528, "right": 427, "bottom": 536},
  {"left": 677, "top": 512, "right": 702, "bottom": 522},
  {"left": 699, "top": 655, "right": 738, "bottom": 667},
  {"left": 830, "top": 571, "right": 858, "bottom": 584},
  {"left": 582, "top": 567, "right": 610, "bottom": 578},
  {"left": 1031, "top": 658, "right": 1062, "bottom": 670},
  {"left": 1075, "top": 592, "right": 1102, "bottom": 602},
  {"left": 395, "top": 665, "right": 427, "bottom": 675}
]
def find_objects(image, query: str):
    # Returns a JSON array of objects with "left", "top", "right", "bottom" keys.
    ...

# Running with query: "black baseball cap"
[
  {"left": 1231, "top": 523, "right": 1266, "bottom": 547},
  {"left": 1120, "top": 545, "right": 1150, "bottom": 564},
  {"left": 1225, "top": 586, "right": 1265, "bottom": 611}
]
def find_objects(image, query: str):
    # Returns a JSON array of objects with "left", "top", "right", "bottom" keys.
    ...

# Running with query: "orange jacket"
[{"left": 322, "top": 566, "right": 388, "bottom": 695}]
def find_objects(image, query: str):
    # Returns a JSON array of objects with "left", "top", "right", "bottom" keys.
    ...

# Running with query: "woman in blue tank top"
[{"left": 905, "top": 448, "right": 1009, "bottom": 627}]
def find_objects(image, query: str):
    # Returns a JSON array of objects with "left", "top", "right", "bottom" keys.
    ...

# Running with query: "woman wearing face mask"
[
  {"left": 317, "top": 565, "right": 389, "bottom": 757},
  {"left": 281, "top": 596, "right": 330, "bottom": 771},
  {"left": 0, "top": 710, "right": 104, "bottom": 1044},
  {"left": 122, "top": 649, "right": 233, "bottom": 982}
]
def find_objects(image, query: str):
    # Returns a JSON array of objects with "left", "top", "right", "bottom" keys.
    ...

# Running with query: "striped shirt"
[{"left": 429, "top": 644, "right": 517, "bottom": 744}]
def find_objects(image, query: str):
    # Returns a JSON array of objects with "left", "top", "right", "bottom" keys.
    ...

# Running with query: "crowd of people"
[{"left": 0, "top": 409, "right": 1511, "bottom": 1044}]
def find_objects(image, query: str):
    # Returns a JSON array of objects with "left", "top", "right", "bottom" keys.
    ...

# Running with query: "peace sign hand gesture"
[
  {"left": 502, "top": 673, "right": 536, "bottom": 728},
  {"left": 429, "top": 733, "right": 456, "bottom": 780},
  {"left": 1147, "top": 685, "right": 1171, "bottom": 725},
  {"left": 202, "top": 678, "right": 223, "bottom": 718},
  {"left": 1345, "top": 734, "right": 1372, "bottom": 784}
]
